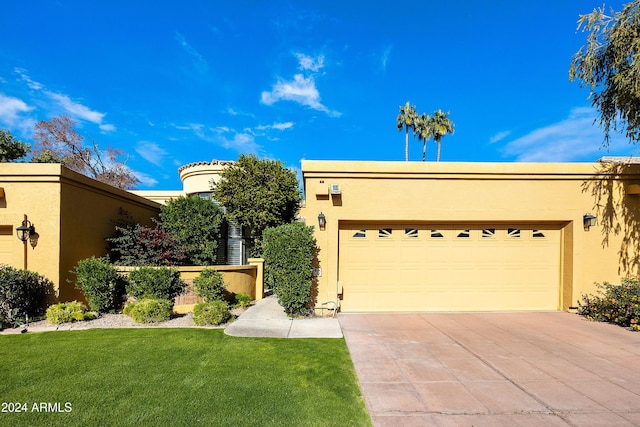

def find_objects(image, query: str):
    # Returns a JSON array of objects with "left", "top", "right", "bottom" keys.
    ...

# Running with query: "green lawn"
[{"left": 0, "top": 329, "right": 371, "bottom": 426}]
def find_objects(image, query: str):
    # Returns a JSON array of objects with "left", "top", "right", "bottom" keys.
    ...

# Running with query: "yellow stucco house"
[
  {"left": 0, "top": 163, "right": 160, "bottom": 301},
  {"left": 300, "top": 159, "right": 640, "bottom": 313},
  {"left": 2, "top": 158, "right": 639, "bottom": 314},
  {"left": 0, "top": 160, "right": 260, "bottom": 308}
]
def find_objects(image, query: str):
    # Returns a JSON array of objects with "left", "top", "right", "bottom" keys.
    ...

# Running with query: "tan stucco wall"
[
  {"left": 0, "top": 164, "right": 161, "bottom": 302},
  {"left": 0, "top": 164, "right": 62, "bottom": 292},
  {"left": 117, "top": 262, "right": 264, "bottom": 314},
  {"left": 301, "top": 160, "right": 640, "bottom": 311},
  {"left": 129, "top": 190, "right": 184, "bottom": 205}
]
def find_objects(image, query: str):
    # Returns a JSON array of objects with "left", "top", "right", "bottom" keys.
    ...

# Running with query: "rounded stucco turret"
[{"left": 178, "top": 160, "right": 234, "bottom": 195}]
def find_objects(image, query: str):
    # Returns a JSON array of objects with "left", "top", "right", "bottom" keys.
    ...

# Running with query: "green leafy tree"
[
  {"left": 0, "top": 129, "right": 31, "bottom": 162},
  {"left": 212, "top": 154, "right": 301, "bottom": 255},
  {"left": 159, "top": 196, "right": 224, "bottom": 265},
  {"left": 396, "top": 101, "right": 418, "bottom": 161},
  {"left": 414, "top": 113, "right": 433, "bottom": 162},
  {"left": 427, "top": 110, "right": 455, "bottom": 162},
  {"left": 570, "top": 1, "right": 640, "bottom": 144}
]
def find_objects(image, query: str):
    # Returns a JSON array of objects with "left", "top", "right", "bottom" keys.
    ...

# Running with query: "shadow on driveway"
[{"left": 339, "top": 312, "right": 640, "bottom": 426}]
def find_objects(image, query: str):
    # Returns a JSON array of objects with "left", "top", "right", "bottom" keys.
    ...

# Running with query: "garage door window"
[
  {"left": 404, "top": 228, "right": 418, "bottom": 238},
  {"left": 532, "top": 230, "right": 545, "bottom": 238},
  {"left": 482, "top": 228, "right": 496, "bottom": 239},
  {"left": 456, "top": 230, "right": 470, "bottom": 238},
  {"left": 352, "top": 230, "right": 366, "bottom": 238},
  {"left": 378, "top": 228, "right": 392, "bottom": 238},
  {"left": 430, "top": 230, "right": 444, "bottom": 238},
  {"left": 507, "top": 228, "right": 521, "bottom": 239}
]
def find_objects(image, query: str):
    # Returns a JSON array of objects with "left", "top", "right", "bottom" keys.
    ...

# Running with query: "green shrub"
[
  {"left": 0, "top": 265, "right": 55, "bottom": 328},
  {"left": 193, "top": 300, "right": 233, "bottom": 326},
  {"left": 46, "top": 301, "right": 95, "bottom": 324},
  {"left": 72, "top": 256, "right": 127, "bottom": 312},
  {"left": 234, "top": 293, "right": 252, "bottom": 309},
  {"left": 578, "top": 276, "right": 640, "bottom": 330},
  {"left": 123, "top": 298, "right": 172, "bottom": 323},
  {"left": 262, "top": 222, "right": 315, "bottom": 316},
  {"left": 193, "top": 269, "right": 226, "bottom": 302},
  {"left": 126, "top": 266, "right": 186, "bottom": 303}
]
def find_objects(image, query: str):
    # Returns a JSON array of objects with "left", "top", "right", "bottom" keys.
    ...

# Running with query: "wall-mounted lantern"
[
  {"left": 16, "top": 215, "right": 39, "bottom": 270},
  {"left": 16, "top": 219, "right": 38, "bottom": 248},
  {"left": 583, "top": 213, "right": 597, "bottom": 231},
  {"left": 318, "top": 212, "right": 326, "bottom": 231}
]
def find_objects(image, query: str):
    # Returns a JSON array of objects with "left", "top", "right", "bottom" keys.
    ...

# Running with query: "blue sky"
[{"left": 0, "top": 0, "right": 635, "bottom": 189}]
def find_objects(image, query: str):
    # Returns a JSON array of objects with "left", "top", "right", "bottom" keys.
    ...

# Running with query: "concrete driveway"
[{"left": 339, "top": 312, "right": 640, "bottom": 426}]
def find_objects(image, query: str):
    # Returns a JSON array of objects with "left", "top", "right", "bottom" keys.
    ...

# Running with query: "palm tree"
[
  {"left": 427, "top": 110, "right": 455, "bottom": 162},
  {"left": 396, "top": 102, "right": 417, "bottom": 161},
  {"left": 414, "top": 113, "right": 433, "bottom": 162}
]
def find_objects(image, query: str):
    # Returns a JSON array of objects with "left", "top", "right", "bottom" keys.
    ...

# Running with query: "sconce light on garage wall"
[
  {"left": 318, "top": 212, "right": 326, "bottom": 231},
  {"left": 583, "top": 213, "right": 597, "bottom": 231}
]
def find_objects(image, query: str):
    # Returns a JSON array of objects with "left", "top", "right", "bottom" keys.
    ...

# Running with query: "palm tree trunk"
[
  {"left": 422, "top": 140, "right": 427, "bottom": 162},
  {"left": 436, "top": 140, "right": 441, "bottom": 162},
  {"left": 405, "top": 128, "right": 409, "bottom": 161}
]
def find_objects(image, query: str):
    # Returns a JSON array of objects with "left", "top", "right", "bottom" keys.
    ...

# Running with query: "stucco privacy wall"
[
  {"left": 118, "top": 260, "right": 264, "bottom": 314},
  {"left": 301, "top": 160, "right": 640, "bottom": 312},
  {"left": 0, "top": 164, "right": 161, "bottom": 301}
]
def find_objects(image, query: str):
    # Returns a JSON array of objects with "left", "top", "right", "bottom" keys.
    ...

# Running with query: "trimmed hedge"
[
  {"left": 123, "top": 298, "right": 172, "bottom": 323},
  {"left": 0, "top": 265, "right": 54, "bottom": 328},
  {"left": 46, "top": 301, "right": 96, "bottom": 324},
  {"left": 193, "top": 301, "right": 232, "bottom": 325},
  {"left": 262, "top": 222, "right": 315, "bottom": 316},
  {"left": 72, "top": 256, "right": 127, "bottom": 312},
  {"left": 193, "top": 269, "right": 226, "bottom": 302},
  {"left": 126, "top": 266, "right": 186, "bottom": 303}
]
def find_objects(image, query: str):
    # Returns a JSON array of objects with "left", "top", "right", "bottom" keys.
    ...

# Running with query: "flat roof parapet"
[
  {"left": 178, "top": 159, "right": 234, "bottom": 174},
  {"left": 598, "top": 156, "right": 640, "bottom": 164}
]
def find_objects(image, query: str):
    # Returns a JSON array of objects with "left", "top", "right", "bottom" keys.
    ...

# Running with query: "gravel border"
[{"left": 2, "top": 307, "right": 247, "bottom": 334}]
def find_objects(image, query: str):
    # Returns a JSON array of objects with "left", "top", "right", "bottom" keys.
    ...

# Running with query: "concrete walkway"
[
  {"left": 224, "top": 295, "right": 343, "bottom": 338},
  {"left": 340, "top": 311, "right": 640, "bottom": 426}
]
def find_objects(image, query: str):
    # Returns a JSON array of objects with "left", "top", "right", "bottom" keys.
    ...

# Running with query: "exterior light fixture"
[
  {"left": 318, "top": 212, "right": 326, "bottom": 231},
  {"left": 16, "top": 215, "right": 38, "bottom": 269},
  {"left": 583, "top": 213, "right": 597, "bottom": 231},
  {"left": 16, "top": 220, "right": 38, "bottom": 248}
]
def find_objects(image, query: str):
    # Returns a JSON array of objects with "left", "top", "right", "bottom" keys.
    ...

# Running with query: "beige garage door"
[{"left": 338, "top": 223, "right": 561, "bottom": 312}]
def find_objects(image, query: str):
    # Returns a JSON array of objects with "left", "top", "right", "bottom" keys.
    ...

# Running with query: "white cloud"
[
  {"left": 175, "top": 122, "right": 260, "bottom": 154},
  {"left": 14, "top": 68, "right": 44, "bottom": 90},
  {"left": 99, "top": 123, "right": 116, "bottom": 133},
  {"left": 256, "top": 121, "right": 294, "bottom": 131},
  {"left": 133, "top": 171, "right": 159, "bottom": 187},
  {"left": 295, "top": 53, "right": 325, "bottom": 72},
  {"left": 12, "top": 69, "right": 116, "bottom": 131},
  {"left": 0, "top": 94, "right": 34, "bottom": 128},
  {"left": 261, "top": 74, "right": 340, "bottom": 116},
  {"left": 175, "top": 32, "right": 208, "bottom": 73},
  {"left": 490, "top": 130, "right": 511, "bottom": 144},
  {"left": 380, "top": 45, "right": 392, "bottom": 72},
  {"left": 501, "top": 107, "right": 636, "bottom": 162},
  {"left": 46, "top": 92, "right": 104, "bottom": 123},
  {"left": 224, "top": 106, "right": 255, "bottom": 118},
  {"left": 220, "top": 132, "right": 259, "bottom": 153},
  {"left": 136, "top": 141, "right": 168, "bottom": 166}
]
